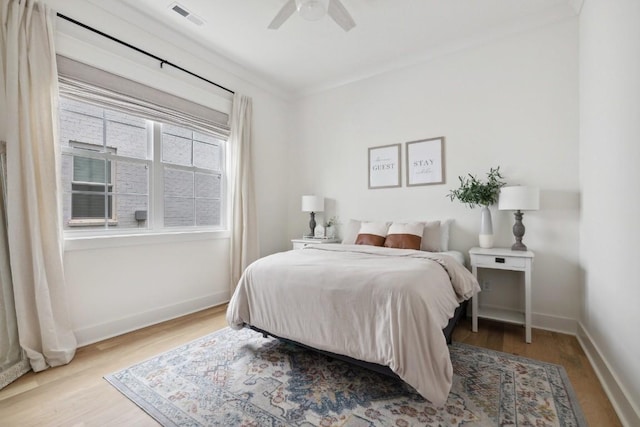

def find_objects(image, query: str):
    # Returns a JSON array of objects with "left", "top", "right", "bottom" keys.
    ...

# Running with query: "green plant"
[
  {"left": 447, "top": 167, "right": 506, "bottom": 208},
  {"left": 325, "top": 216, "right": 339, "bottom": 228}
]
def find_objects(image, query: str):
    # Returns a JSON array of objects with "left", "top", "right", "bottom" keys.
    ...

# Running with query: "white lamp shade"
[
  {"left": 301, "top": 195, "right": 324, "bottom": 212},
  {"left": 498, "top": 186, "right": 540, "bottom": 211},
  {"left": 295, "top": 0, "right": 329, "bottom": 21}
]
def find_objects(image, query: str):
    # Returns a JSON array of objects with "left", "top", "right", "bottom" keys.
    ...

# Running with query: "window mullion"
[
  {"left": 152, "top": 122, "right": 164, "bottom": 230},
  {"left": 103, "top": 109, "right": 109, "bottom": 229},
  {"left": 191, "top": 133, "right": 196, "bottom": 226}
]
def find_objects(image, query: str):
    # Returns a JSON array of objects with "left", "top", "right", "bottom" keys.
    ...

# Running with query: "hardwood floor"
[
  {"left": 0, "top": 305, "right": 621, "bottom": 426},
  {"left": 453, "top": 318, "right": 621, "bottom": 426}
]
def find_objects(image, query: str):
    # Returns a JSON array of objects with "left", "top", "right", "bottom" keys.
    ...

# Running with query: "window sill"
[
  {"left": 67, "top": 219, "right": 118, "bottom": 227},
  {"left": 64, "top": 229, "right": 230, "bottom": 251}
]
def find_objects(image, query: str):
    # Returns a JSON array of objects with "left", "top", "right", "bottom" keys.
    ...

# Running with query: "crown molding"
[{"left": 296, "top": 5, "right": 578, "bottom": 98}]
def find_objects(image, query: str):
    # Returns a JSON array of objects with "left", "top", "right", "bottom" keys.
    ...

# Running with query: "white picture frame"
[
  {"left": 406, "top": 137, "right": 445, "bottom": 186},
  {"left": 368, "top": 144, "right": 401, "bottom": 189}
]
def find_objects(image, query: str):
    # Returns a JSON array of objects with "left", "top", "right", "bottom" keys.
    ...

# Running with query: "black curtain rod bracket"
[{"left": 56, "top": 13, "right": 234, "bottom": 95}]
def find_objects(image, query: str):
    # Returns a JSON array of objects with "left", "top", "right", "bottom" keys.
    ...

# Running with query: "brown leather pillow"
[
  {"left": 355, "top": 222, "right": 389, "bottom": 247},
  {"left": 355, "top": 234, "right": 385, "bottom": 246},
  {"left": 383, "top": 222, "right": 425, "bottom": 250}
]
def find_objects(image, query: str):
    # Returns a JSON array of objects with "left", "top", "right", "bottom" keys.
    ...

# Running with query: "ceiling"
[{"left": 115, "top": 0, "right": 578, "bottom": 97}]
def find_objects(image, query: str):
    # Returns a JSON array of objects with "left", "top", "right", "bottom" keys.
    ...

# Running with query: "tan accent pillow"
[
  {"left": 421, "top": 221, "right": 442, "bottom": 252},
  {"left": 384, "top": 222, "right": 425, "bottom": 250},
  {"left": 355, "top": 221, "right": 389, "bottom": 247}
]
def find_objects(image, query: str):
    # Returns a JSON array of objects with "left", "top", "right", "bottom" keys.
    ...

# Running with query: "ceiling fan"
[{"left": 268, "top": 0, "right": 356, "bottom": 32}]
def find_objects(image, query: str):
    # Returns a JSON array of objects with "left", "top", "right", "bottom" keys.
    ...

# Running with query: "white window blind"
[{"left": 56, "top": 55, "right": 230, "bottom": 140}]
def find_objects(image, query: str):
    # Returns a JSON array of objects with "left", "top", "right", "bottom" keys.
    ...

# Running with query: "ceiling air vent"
[{"left": 169, "top": 2, "right": 205, "bottom": 26}]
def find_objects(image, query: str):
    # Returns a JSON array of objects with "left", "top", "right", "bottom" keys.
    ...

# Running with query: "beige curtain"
[
  {"left": 0, "top": 142, "right": 30, "bottom": 389},
  {"left": 229, "top": 93, "right": 259, "bottom": 292},
  {"left": 0, "top": 0, "right": 76, "bottom": 372}
]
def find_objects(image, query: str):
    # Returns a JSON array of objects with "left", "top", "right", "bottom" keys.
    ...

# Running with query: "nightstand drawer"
[
  {"left": 292, "top": 241, "right": 312, "bottom": 250},
  {"left": 292, "top": 238, "right": 340, "bottom": 250},
  {"left": 473, "top": 254, "right": 526, "bottom": 269}
]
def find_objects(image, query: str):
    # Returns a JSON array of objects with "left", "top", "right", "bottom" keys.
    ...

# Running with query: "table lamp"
[
  {"left": 301, "top": 195, "right": 324, "bottom": 237},
  {"left": 498, "top": 186, "right": 539, "bottom": 251}
]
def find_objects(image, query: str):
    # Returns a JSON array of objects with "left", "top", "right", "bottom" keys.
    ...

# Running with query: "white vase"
[
  {"left": 479, "top": 206, "right": 494, "bottom": 248},
  {"left": 326, "top": 225, "right": 335, "bottom": 238}
]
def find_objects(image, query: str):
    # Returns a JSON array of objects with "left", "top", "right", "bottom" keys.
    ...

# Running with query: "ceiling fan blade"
[
  {"left": 268, "top": 0, "right": 297, "bottom": 29},
  {"left": 327, "top": 0, "right": 356, "bottom": 32}
]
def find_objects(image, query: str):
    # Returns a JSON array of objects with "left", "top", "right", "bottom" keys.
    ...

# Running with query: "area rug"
[{"left": 105, "top": 327, "right": 586, "bottom": 426}]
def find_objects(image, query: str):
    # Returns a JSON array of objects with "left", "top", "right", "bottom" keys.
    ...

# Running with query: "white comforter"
[{"left": 226, "top": 244, "right": 480, "bottom": 406}]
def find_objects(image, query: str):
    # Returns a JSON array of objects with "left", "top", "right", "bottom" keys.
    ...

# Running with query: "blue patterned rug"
[{"left": 105, "top": 327, "right": 586, "bottom": 426}]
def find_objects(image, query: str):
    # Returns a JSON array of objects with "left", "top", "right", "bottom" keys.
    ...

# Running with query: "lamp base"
[
  {"left": 511, "top": 242, "right": 528, "bottom": 251},
  {"left": 511, "top": 210, "right": 528, "bottom": 251},
  {"left": 308, "top": 211, "right": 316, "bottom": 238}
]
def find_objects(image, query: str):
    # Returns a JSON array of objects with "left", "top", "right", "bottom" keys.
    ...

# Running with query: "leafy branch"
[{"left": 447, "top": 167, "right": 506, "bottom": 208}]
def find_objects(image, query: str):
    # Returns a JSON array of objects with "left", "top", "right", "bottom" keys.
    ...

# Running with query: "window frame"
[{"left": 60, "top": 97, "right": 228, "bottom": 237}]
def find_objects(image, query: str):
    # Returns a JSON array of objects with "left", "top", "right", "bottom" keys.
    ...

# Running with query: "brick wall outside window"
[{"left": 59, "top": 97, "right": 224, "bottom": 231}]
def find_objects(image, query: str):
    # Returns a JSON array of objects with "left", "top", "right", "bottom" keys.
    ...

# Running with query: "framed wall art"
[
  {"left": 406, "top": 137, "right": 445, "bottom": 186},
  {"left": 368, "top": 144, "right": 401, "bottom": 189}
]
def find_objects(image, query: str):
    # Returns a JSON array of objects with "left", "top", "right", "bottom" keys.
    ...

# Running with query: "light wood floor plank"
[{"left": 0, "top": 306, "right": 621, "bottom": 426}]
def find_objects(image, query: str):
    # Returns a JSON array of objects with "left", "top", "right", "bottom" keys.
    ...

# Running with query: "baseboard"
[
  {"left": 532, "top": 312, "right": 577, "bottom": 335},
  {"left": 476, "top": 304, "right": 578, "bottom": 335},
  {"left": 576, "top": 322, "right": 640, "bottom": 427},
  {"left": 73, "top": 291, "right": 230, "bottom": 347}
]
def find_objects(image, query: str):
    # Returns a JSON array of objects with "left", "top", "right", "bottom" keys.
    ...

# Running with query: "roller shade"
[{"left": 57, "top": 55, "right": 230, "bottom": 139}]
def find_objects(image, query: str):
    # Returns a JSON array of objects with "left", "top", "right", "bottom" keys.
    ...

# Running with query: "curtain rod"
[{"left": 56, "top": 13, "right": 235, "bottom": 95}]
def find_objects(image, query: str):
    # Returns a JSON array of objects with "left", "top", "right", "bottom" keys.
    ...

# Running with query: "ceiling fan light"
[{"left": 295, "top": 0, "right": 329, "bottom": 21}]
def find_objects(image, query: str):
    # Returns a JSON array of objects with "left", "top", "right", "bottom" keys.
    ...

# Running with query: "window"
[
  {"left": 59, "top": 97, "right": 226, "bottom": 233},
  {"left": 70, "top": 142, "right": 115, "bottom": 225},
  {"left": 162, "top": 124, "right": 223, "bottom": 227},
  {"left": 56, "top": 56, "right": 230, "bottom": 235}
]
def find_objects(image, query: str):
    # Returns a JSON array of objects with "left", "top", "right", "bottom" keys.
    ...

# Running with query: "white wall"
[
  {"left": 64, "top": 235, "right": 230, "bottom": 345},
  {"left": 288, "top": 19, "right": 580, "bottom": 333},
  {"left": 579, "top": 0, "right": 640, "bottom": 424},
  {"left": 41, "top": 0, "right": 291, "bottom": 345}
]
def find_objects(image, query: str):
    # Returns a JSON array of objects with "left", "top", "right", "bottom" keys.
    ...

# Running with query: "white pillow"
[
  {"left": 420, "top": 220, "right": 442, "bottom": 252},
  {"left": 440, "top": 219, "right": 452, "bottom": 251},
  {"left": 387, "top": 222, "right": 424, "bottom": 236},
  {"left": 341, "top": 219, "right": 362, "bottom": 244},
  {"left": 355, "top": 221, "right": 390, "bottom": 246}
]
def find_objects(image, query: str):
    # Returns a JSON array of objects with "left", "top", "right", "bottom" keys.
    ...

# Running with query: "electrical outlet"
[{"left": 481, "top": 280, "right": 491, "bottom": 291}]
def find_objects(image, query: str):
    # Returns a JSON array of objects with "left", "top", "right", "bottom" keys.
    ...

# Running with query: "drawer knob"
[{"left": 495, "top": 257, "right": 505, "bottom": 263}]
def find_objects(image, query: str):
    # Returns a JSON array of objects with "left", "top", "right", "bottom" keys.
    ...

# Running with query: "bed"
[{"left": 226, "top": 241, "right": 479, "bottom": 407}]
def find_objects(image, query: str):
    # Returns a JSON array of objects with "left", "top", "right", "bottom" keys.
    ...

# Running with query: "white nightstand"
[
  {"left": 291, "top": 238, "right": 340, "bottom": 250},
  {"left": 469, "top": 247, "right": 535, "bottom": 343}
]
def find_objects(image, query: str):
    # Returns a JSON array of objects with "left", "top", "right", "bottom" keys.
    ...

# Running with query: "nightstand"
[
  {"left": 469, "top": 247, "right": 535, "bottom": 343},
  {"left": 291, "top": 238, "right": 340, "bottom": 250}
]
